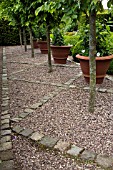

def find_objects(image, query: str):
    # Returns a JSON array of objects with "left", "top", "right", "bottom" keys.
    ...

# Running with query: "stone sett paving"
[{"left": 1, "top": 46, "right": 113, "bottom": 170}]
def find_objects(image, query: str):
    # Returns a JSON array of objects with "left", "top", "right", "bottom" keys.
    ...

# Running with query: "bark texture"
[
  {"left": 47, "top": 25, "right": 52, "bottom": 72},
  {"left": 89, "top": 9, "right": 96, "bottom": 113},
  {"left": 23, "top": 27, "right": 27, "bottom": 52},
  {"left": 29, "top": 26, "right": 34, "bottom": 58},
  {"left": 19, "top": 28, "right": 22, "bottom": 47}
]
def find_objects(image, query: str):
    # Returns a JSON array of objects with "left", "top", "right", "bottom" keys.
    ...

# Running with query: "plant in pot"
[
  {"left": 37, "top": 25, "right": 48, "bottom": 54},
  {"left": 32, "top": 27, "right": 39, "bottom": 49},
  {"left": 75, "top": 20, "right": 113, "bottom": 84},
  {"left": 51, "top": 28, "right": 72, "bottom": 64}
]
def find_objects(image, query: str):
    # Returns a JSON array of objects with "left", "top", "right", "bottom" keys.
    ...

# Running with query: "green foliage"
[
  {"left": 107, "top": 59, "right": 113, "bottom": 74},
  {"left": 52, "top": 28, "right": 64, "bottom": 46},
  {"left": 71, "top": 19, "right": 113, "bottom": 57},
  {"left": 32, "top": 25, "right": 47, "bottom": 41},
  {"left": 65, "top": 32, "right": 76, "bottom": 36},
  {"left": 64, "top": 33, "right": 82, "bottom": 61},
  {"left": 0, "top": 19, "right": 20, "bottom": 45}
]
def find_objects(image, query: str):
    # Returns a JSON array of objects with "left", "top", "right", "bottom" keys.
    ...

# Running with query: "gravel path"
[
  {"left": 9, "top": 80, "right": 57, "bottom": 118},
  {"left": 13, "top": 136, "right": 104, "bottom": 170},
  {"left": 72, "top": 75, "right": 113, "bottom": 89},
  {"left": 13, "top": 88, "right": 113, "bottom": 155},
  {"left": 4, "top": 46, "right": 113, "bottom": 169},
  {"left": 10, "top": 65, "right": 81, "bottom": 84}
]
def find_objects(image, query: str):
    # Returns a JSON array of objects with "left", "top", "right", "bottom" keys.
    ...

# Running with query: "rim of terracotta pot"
[
  {"left": 51, "top": 45, "right": 72, "bottom": 48},
  {"left": 76, "top": 54, "right": 113, "bottom": 60}
]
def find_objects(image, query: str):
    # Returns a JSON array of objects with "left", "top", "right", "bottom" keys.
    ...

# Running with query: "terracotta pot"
[
  {"left": 51, "top": 45, "right": 72, "bottom": 64},
  {"left": 33, "top": 39, "right": 39, "bottom": 49},
  {"left": 38, "top": 41, "right": 48, "bottom": 54},
  {"left": 76, "top": 54, "right": 113, "bottom": 84}
]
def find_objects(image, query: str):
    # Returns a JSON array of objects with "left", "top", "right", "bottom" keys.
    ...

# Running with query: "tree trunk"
[
  {"left": 29, "top": 26, "right": 34, "bottom": 58},
  {"left": 46, "top": 25, "right": 52, "bottom": 72},
  {"left": 89, "top": 9, "right": 96, "bottom": 113},
  {"left": 19, "top": 27, "right": 22, "bottom": 47},
  {"left": 23, "top": 27, "right": 27, "bottom": 52}
]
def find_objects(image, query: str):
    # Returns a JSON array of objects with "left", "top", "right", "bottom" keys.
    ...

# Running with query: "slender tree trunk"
[
  {"left": 46, "top": 25, "right": 52, "bottom": 72},
  {"left": 29, "top": 26, "right": 34, "bottom": 58},
  {"left": 23, "top": 27, "right": 27, "bottom": 52},
  {"left": 89, "top": 9, "right": 96, "bottom": 113},
  {"left": 19, "top": 27, "right": 22, "bottom": 47}
]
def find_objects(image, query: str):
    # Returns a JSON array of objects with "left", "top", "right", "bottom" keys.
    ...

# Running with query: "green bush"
[
  {"left": 64, "top": 34, "right": 82, "bottom": 62},
  {"left": 107, "top": 59, "right": 113, "bottom": 75},
  {"left": 33, "top": 25, "right": 47, "bottom": 41},
  {"left": 65, "top": 32, "right": 76, "bottom": 36},
  {"left": 0, "top": 19, "right": 20, "bottom": 45},
  {"left": 52, "top": 28, "right": 64, "bottom": 46}
]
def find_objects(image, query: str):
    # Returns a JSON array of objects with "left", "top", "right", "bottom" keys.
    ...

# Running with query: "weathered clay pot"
[
  {"left": 76, "top": 54, "right": 113, "bottom": 84},
  {"left": 38, "top": 41, "right": 48, "bottom": 54},
  {"left": 33, "top": 39, "right": 39, "bottom": 49},
  {"left": 51, "top": 45, "right": 72, "bottom": 64}
]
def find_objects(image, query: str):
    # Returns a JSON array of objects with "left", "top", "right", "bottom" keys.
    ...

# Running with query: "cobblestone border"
[
  {"left": 12, "top": 124, "right": 113, "bottom": 169},
  {"left": 1, "top": 47, "right": 113, "bottom": 169},
  {"left": 0, "top": 47, "right": 14, "bottom": 170}
]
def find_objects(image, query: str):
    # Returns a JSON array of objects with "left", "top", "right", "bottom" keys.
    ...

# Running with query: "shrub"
[
  {"left": 32, "top": 25, "right": 47, "bottom": 41},
  {"left": 65, "top": 32, "right": 76, "bottom": 36},
  {"left": 0, "top": 19, "right": 20, "bottom": 45},
  {"left": 107, "top": 59, "right": 113, "bottom": 75},
  {"left": 52, "top": 28, "right": 64, "bottom": 46}
]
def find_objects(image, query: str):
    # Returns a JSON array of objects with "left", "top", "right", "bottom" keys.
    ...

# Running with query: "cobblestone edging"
[
  {"left": 0, "top": 48, "right": 14, "bottom": 170},
  {"left": 11, "top": 124, "right": 113, "bottom": 169},
  {"left": 1, "top": 47, "right": 113, "bottom": 169},
  {"left": 10, "top": 78, "right": 113, "bottom": 169}
]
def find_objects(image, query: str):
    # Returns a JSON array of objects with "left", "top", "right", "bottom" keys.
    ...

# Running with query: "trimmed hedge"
[{"left": 0, "top": 19, "right": 20, "bottom": 46}]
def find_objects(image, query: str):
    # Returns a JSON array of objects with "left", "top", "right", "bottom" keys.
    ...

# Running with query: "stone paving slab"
[
  {"left": 67, "top": 145, "right": 84, "bottom": 157},
  {"left": 1, "top": 136, "right": 11, "bottom": 143},
  {"left": 0, "top": 150, "right": 13, "bottom": 161},
  {"left": 19, "top": 128, "right": 33, "bottom": 137},
  {"left": 19, "top": 112, "right": 30, "bottom": 118},
  {"left": 12, "top": 125, "right": 24, "bottom": 133},
  {"left": 30, "top": 132, "right": 44, "bottom": 141},
  {"left": 1, "top": 124, "right": 10, "bottom": 130},
  {"left": 1, "top": 130, "right": 11, "bottom": 136},
  {"left": 30, "top": 102, "right": 43, "bottom": 109},
  {"left": 0, "top": 142, "right": 12, "bottom": 151},
  {"left": 0, "top": 160, "right": 14, "bottom": 170},
  {"left": 39, "top": 136, "right": 59, "bottom": 148},
  {"left": 1, "top": 119, "right": 10, "bottom": 125},
  {"left": 1, "top": 110, "right": 9, "bottom": 116},
  {"left": 54, "top": 140, "right": 70, "bottom": 152},
  {"left": 96, "top": 154, "right": 113, "bottom": 169},
  {"left": 80, "top": 150, "right": 97, "bottom": 161}
]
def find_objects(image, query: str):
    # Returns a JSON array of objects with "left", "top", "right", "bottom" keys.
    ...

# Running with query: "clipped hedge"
[{"left": 0, "top": 19, "right": 20, "bottom": 46}]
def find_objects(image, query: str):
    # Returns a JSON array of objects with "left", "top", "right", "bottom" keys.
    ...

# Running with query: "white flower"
[
  {"left": 81, "top": 50, "right": 85, "bottom": 53},
  {"left": 97, "top": 52, "right": 100, "bottom": 57}
]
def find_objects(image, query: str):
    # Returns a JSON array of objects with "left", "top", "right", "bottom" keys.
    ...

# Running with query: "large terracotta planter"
[
  {"left": 76, "top": 54, "right": 113, "bottom": 84},
  {"left": 33, "top": 39, "right": 39, "bottom": 49},
  {"left": 38, "top": 41, "right": 48, "bottom": 54},
  {"left": 51, "top": 45, "right": 72, "bottom": 64}
]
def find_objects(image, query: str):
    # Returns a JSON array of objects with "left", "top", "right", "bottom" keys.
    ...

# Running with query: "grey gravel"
[
  {"left": 15, "top": 88, "right": 113, "bottom": 155},
  {"left": 13, "top": 136, "right": 104, "bottom": 170},
  {"left": 5, "top": 45, "right": 113, "bottom": 170}
]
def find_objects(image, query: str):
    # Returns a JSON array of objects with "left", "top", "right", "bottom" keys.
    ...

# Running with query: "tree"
[{"left": 34, "top": 0, "right": 66, "bottom": 72}]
